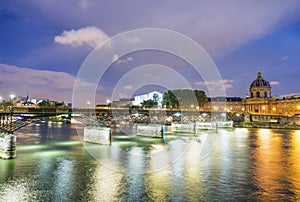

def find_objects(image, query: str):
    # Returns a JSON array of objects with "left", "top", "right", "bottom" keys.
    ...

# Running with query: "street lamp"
[
  {"left": 9, "top": 105, "right": 13, "bottom": 134},
  {"left": 86, "top": 100, "right": 91, "bottom": 107},
  {"left": 10, "top": 94, "right": 15, "bottom": 100}
]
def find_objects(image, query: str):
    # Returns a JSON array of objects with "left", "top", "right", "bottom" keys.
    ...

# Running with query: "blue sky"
[{"left": 0, "top": 1, "right": 300, "bottom": 103}]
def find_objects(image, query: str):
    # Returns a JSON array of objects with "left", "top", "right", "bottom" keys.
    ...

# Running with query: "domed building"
[{"left": 249, "top": 72, "right": 271, "bottom": 99}]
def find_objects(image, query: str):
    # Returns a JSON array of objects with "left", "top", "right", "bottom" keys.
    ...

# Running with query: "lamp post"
[
  {"left": 8, "top": 94, "right": 15, "bottom": 134},
  {"left": 9, "top": 105, "right": 13, "bottom": 134},
  {"left": 106, "top": 99, "right": 111, "bottom": 109},
  {"left": 86, "top": 101, "right": 91, "bottom": 126},
  {"left": 10, "top": 94, "right": 15, "bottom": 101}
]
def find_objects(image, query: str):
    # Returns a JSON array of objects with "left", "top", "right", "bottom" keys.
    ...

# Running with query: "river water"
[{"left": 0, "top": 122, "right": 300, "bottom": 201}]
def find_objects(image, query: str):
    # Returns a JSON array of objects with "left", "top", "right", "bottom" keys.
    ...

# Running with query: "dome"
[{"left": 250, "top": 72, "right": 270, "bottom": 88}]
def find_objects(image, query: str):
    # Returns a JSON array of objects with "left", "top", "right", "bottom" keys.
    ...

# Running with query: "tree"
[
  {"left": 38, "top": 100, "right": 52, "bottom": 108},
  {"left": 162, "top": 90, "right": 179, "bottom": 109},
  {"left": 140, "top": 99, "right": 157, "bottom": 108},
  {"left": 152, "top": 93, "right": 159, "bottom": 102},
  {"left": 162, "top": 89, "right": 206, "bottom": 109},
  {"left": 193, "top": 90, "right": 207, "bottom": 108}
]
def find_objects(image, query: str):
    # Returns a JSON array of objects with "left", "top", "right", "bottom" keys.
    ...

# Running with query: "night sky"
[{"left": 1, "top": 1, "right": 300, "bottom": 103}]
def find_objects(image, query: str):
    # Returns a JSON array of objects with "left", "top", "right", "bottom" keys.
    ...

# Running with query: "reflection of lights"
[
  {"left": 151, "top": 144, "right": 165, "bottom": 154},
  {"left": 0, "top": 179, "right": 31, "bottom": 201},
  {"left": 128, "top": 147, "right": 145, "bottom": 173},
  {"left": 235, "top": 128, "right": 249, "bottom": 136},
  {"left": 132, "top": 113, "right": 139, "bottom": 117},
  {"left": 93, "top": 165, "right": 123, "bottom": 200},
  {"left": 36, "top": 150, "right": 67, "bottom": 157},
  {"left": 202, "top": 113, "right": 207, "bottom": 117},
  {"left": 259, "top": 129, "right": 271, "bottom": 140},
  {"left": 15, "top": 116, "right": 23, "bottom": 120},
  {"left": 53, "top": 141, "right": 81, "bottom": 146},
  {"left": 262, "top": 106, "right": 266, "bottom": 110},
  {"left": 17, "top": 144, "right": 49, "bottom": 151},
  {"left": 236, "top": 114, "right": 240, "bottom": 117},
  {"left": 53, "top": 158, "right": 75, "bottom": 201},
  {"left": 174, "top": 112, "right": 181, "bottom": 117},
  {"left": 221, "top": 113, "right": 226, "bottom": 117}
]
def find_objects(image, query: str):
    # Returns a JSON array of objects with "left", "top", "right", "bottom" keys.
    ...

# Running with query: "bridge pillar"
[
  {"left": 83, "top": 126, "right": 112, "bottom": 145},
  {"left": 0, "top": 133, "right": 17, "bottom": 159},
  {"left": 136, "top": 124, "right": 164, "bottom": 138}
]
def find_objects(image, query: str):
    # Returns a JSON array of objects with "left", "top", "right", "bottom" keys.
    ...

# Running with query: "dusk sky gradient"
[{"left": 1, "top": 1, "right": 300, "bottom": 103}]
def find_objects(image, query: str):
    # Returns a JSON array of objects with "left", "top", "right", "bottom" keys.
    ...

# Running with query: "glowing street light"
[{"left": 10, "top": 94, "right": 15, "bottom": 100}]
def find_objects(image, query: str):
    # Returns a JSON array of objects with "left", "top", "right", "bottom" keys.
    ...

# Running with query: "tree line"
[{"left": 133, "top": 89, "right": 207, "bottom": 109}]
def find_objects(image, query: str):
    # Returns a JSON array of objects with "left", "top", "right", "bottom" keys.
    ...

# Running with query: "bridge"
[
  {"left": 0, "top": 107, "right": 71, "bottom": 133},
  {"left": 0, "top": 107, "right": 241, "bottom": 159},
  {"left": 0, "top": 107, "right": 242, "bottom": 133}
]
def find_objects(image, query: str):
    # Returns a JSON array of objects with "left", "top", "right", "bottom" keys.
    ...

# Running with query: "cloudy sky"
[{"left": 1, "top": 1, "right": 300, "bottom": 103}]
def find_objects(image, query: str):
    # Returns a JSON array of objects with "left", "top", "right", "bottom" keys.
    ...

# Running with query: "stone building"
[
  {"left": 249, "top": 72, "right": 271, "bottom": 98},
  {"left": 202, "top": 71, "right": 300, "bottom": 125}
]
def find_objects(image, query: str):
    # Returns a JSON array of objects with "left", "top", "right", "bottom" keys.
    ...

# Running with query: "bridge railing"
[{"left": 0, "top": 107, "right": 70, "bottom": 114}]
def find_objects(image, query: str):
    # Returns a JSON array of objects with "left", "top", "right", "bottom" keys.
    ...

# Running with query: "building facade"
[
  {"left": 132, "top": 91, "right": 163, "bottom": 108},
  {"left": 202, "top": 72, "right": 300, "bottom": 125}
]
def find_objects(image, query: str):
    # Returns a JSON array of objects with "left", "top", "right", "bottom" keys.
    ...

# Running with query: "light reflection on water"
[{"left": 0, "top": 123, "right": 299, "bottom": 201}]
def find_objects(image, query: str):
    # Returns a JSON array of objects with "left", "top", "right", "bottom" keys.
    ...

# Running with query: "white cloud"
[
  {"left": 280, "top": 93, "right": 300, "bottom": 98},
  {"left": 112, "top": 54, "right": 133, "bottom": 64},
  {"left": 112, "top": 54, "right": 119, "bottom": 63},
  {"left": 281, "top": 56, "right": 290, "bottom": 60},
  {"left": 194, "top": 79, "right": 234, "bottom": 90},
  {"left": 123, "top": 84, "right": 133, "bottom": 90},
  {"left": 78, "top": 0, "right": 89, "bottom": 9},
  {"left": 54, "top": 26, "right": 109, "bottom": 48},
  {"left": 118, "top": 93, "right": 130, "bottom": 99},
  {"left": 0, "top": 63, "right": 95, "bottom": 102},
  {"left": 270, "top": 81, "right": 280, "bottom": 85}
]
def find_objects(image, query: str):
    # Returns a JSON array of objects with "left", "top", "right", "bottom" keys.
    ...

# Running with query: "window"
[{"left": 256, "top": 92, "right": 260, "bottom": 98}]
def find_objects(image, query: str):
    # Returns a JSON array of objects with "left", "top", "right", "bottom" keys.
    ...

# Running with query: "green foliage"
[
  {"left": 162, "top": 90, "right": 179, "bottom": 109},
  {"left": 140, "top": 99, "right": 158, "bottom": 108},
  {"left": 0, "top": 101, "right": 13, "bottom": 110},
  {"left": 152, "top": 93, "right": 159, "bottom": 102},
  {"left": 38, "top": 100, "right": 52, "bottom": 108},
  {"left": 163, "top": 89, "right": 207, "bottom": 109}
]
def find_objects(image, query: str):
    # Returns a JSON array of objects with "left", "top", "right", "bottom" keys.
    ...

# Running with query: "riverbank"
[{"left": 235, "top": 122, "right": 300, "bottom": 130}]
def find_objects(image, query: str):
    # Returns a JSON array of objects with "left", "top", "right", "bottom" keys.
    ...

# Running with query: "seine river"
[{"left": 0, "top": 122, "right": 300, "bottom": 201}]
